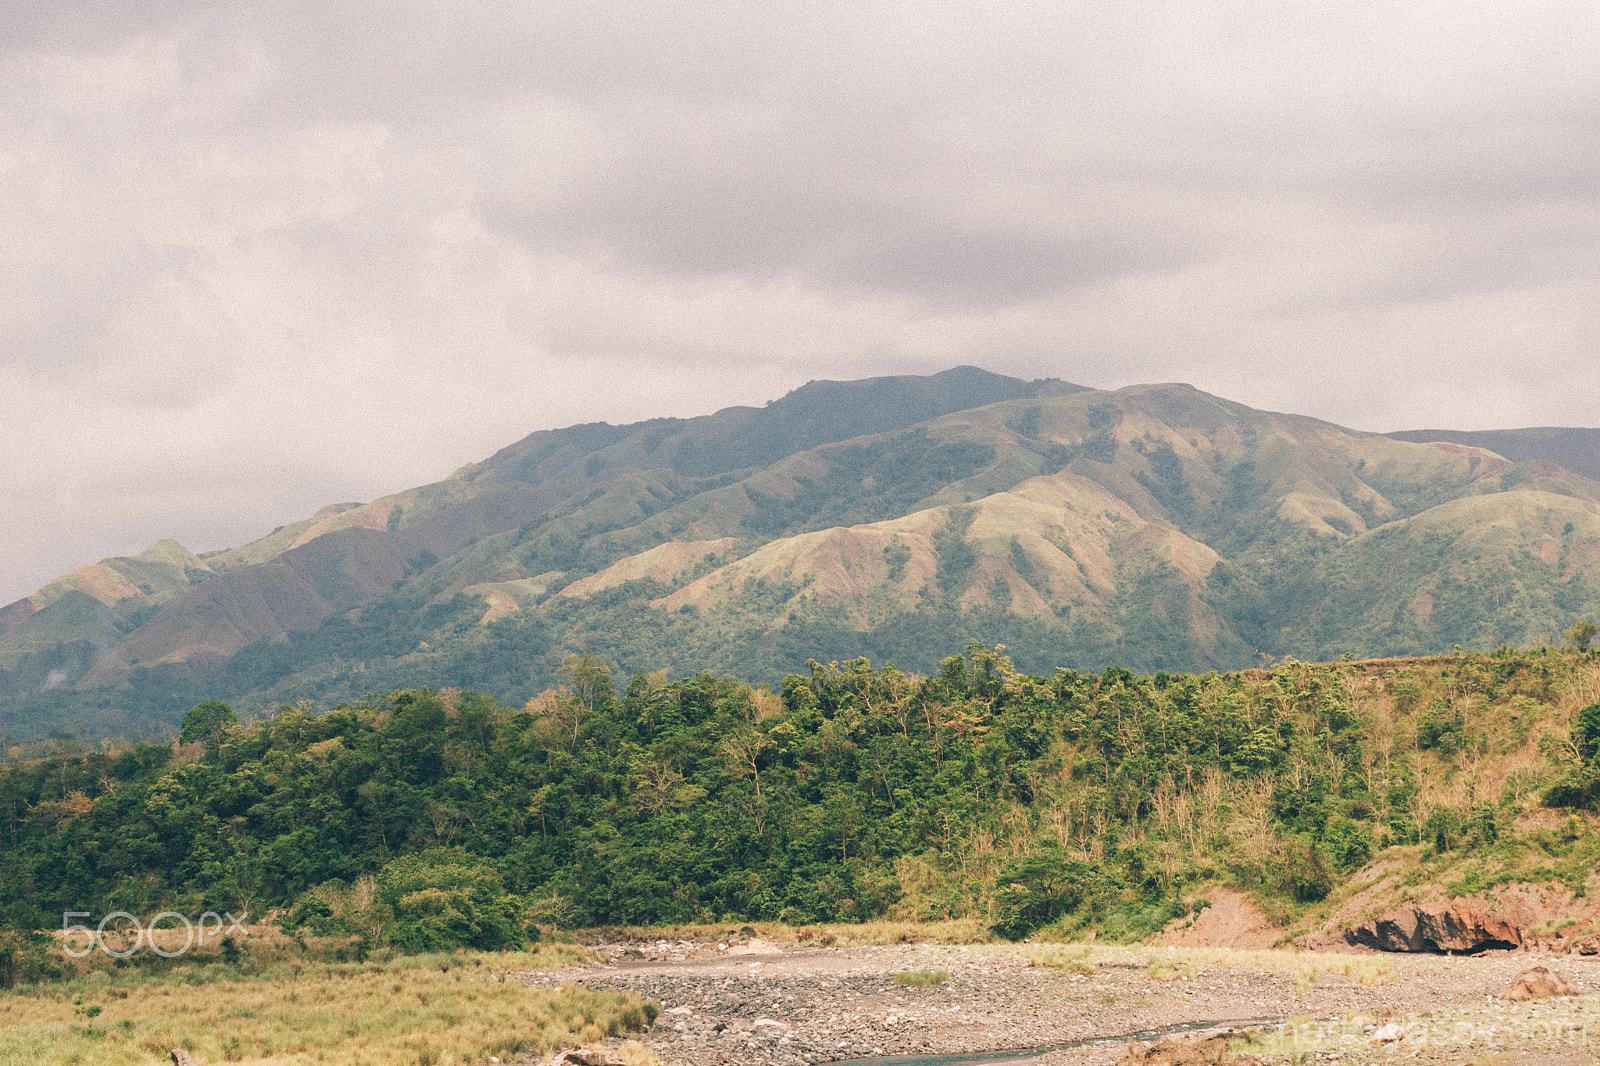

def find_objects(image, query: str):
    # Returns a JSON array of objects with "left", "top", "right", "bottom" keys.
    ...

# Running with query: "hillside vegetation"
[
  {"left": 6, "top": 366, "right": 1600, "bottom": 738},
  {"left": 4, "top": 645, "right": 1600, "bottom": 949}
]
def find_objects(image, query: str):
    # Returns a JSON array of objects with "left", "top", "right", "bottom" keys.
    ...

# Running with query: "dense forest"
[{"left": 4, "top": 643, "right": 1600, "bottom": 954}]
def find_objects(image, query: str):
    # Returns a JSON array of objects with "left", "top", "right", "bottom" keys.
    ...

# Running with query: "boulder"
[
  {"left": 1370, "top": 1023, "right": 1403, "bottom": 1043},
  {"left": 1344, "top": 900, "right": 1522, "bottom": 954},
  {"left": 171, "top": 1052, "right": 202, "bottom": 1066},
  {"left": 1502, "top": 965, "right": 1580, "bottom": 1000}
]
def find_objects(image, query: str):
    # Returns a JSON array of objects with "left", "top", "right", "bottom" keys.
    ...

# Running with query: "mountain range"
[{"left": 5, "top": 365, "right": 1600, "bottom": 738}]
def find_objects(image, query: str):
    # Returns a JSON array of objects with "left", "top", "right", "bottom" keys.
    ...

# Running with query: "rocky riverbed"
[{"left": 514, "top": 937, "right": 1600, "bottom": 1066}]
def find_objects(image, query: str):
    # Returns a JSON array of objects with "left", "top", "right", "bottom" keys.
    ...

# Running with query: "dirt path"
[{"left": 516, "top": 940, "right": 1600, "bottom": 1066}]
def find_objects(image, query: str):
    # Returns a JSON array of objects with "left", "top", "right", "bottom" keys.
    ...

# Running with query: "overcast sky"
[{"left": 2, "top": 1, "right": 1598, "bottom": 604}]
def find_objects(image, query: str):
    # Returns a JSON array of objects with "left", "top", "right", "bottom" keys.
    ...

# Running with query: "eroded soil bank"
[{"left": 517, "top": 939, "right": 1600, "bottom": 1066}]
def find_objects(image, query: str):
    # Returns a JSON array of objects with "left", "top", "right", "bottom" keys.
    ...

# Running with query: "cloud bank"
[{"left": 2, "top": 0, "right": 1597, "bottom": 602}]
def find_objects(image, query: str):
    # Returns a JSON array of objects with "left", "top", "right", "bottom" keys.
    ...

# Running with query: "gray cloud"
[{"left": 2, "top": 0, "right": 1598, "bottom": 603}]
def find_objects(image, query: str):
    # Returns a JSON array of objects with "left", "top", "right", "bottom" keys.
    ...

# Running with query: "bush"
[
  {"left": 377, "top": 850, "right": 528, "bottom": 952},
  {"left": 893, "top": 970, "right": 947, "bottom": 988},
  {"left": 287, "top": 894, "right": 337, "bottom": 935},
  {"left": 1575, "top": 702, "right": 1600, "bottom": 759},
  {"left": 991, "top": 849, "right": 1117, "bottom": 939},
  {"left": 1545, "top": 762, "right": 1600, "bottom": 809},
  {"left": 1322, "top": 815, "right": 1374, "bottom": 872},
  {"left": 1424, "top": 807, "right": 1465, "bottom": 853},
  {"left": 1286, "top": 842, "right": 1334, "bottom": 902},
  {"left": 1417, "top": 703, "right": 1464, "bottom": 754}
]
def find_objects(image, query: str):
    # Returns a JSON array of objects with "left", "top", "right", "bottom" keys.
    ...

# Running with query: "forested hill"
[
  {"left": 5, "top": 366, "right": 1600, "bottom": 740},
  {"left": 4, "top": 646, "right": 1600, "bottom": 944}
]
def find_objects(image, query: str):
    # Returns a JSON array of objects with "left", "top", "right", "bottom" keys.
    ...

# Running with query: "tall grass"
[
  {"left": 892, "top": 970, "right": 948, "bottom": 988},
  {"left": 0, "top": 950, "right": 655, "bottom": 1066},
  {"left": 1132, "top": 946, "right": 1392, "bottom": 987},
  {"left": 1025, "top": 944, "right": 1095, "bottom": 974}
]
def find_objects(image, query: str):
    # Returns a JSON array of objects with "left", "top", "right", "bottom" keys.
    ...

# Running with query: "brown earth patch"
[
  {"left": 0, "top": 596, "right": 39, "bottom": 637},
  {"left": 1411, "top": 591, "right": 1434, "bottom": 626},
  {"left": 1153, "top": 889, "right": 1282, "bottom": 949}
]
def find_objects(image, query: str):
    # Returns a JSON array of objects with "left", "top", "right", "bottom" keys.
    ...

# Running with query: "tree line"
[{"left": 2, "top": 643, "right": 1598, "bottom": 952}]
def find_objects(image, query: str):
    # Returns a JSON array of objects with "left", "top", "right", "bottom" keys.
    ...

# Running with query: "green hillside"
[
  {"left": 5, "top": 646, "right": 1600, "bottom": 947},
  {"left": 6, "top": 369, "right": 1600, "bottom": 739}
]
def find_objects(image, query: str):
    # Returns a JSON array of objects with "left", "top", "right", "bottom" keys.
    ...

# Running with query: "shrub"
[
  {"left": 1286, "top": 842, "right": 1334, "bottom": 902},
  {"left": 286, "top": 894, "right": 336, "bottom": 935},
  {"left": 1322, "top": 815, "right": 1374, "bottom": 872},
  {"left": 893, "top": 970, "right": 948, "bottom": 988},
  {"left": 1424, "top": 807, "right": 1465, "bottom": 853},
  {"left": 377, "top": 850, "right": 528, "bottom": 952},
  {"left": 991, "top": 849, "right": 1116, "bottom": 939},
  {"left": 1026, "top": 944, "right": 1095, "bottom": 974}
]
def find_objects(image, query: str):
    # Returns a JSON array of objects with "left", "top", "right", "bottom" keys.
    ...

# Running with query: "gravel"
[{"left": 513, "top": 940, "right": 1600, "bottom": 1066}]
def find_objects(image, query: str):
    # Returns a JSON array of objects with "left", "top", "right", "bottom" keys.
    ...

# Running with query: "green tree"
[
  {"left": 1567, "top": 620, "right": 1598, "bottom": 651},
  {"left": 178, "top": 699, "right": 237, "bottom": 746}
]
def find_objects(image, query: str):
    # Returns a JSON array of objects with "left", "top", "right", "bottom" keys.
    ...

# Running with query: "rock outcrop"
[
  {"left": 1566, "top": 934, "right": 1600, "bottom": 955},
  {"left": 1344, "top": 899, "right": 1523, "bottom": 954},
  {"left": 1502, "top": 965, "right": 1580, "bottom": 1000}
]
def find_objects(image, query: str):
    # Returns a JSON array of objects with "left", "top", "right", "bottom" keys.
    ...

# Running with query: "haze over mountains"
[{"left": 6, "top": 366, "right": 1600, "bottom": 739}]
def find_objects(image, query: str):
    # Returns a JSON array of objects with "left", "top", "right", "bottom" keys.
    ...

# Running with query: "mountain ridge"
[
  {"left": 1389, "top": 427, "right": 1600, "bottom": 483},
  {"left": 6, "top": 369, "right": 1600, "bottom": 739}
]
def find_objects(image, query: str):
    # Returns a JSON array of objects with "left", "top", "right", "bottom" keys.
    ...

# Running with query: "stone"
[
  {"left": 1370, "top": 1023, "right": 1403, "bottom": 1043},
  {"left": 1502, "top": 965, "right": 1580, "bottom": 1000},
  {"left": 550, "top": 1049, "right": 628, "bottom": 1066},
  {"left": 171, "top": 1052, "right": 202, "bottom": 1066},
  {"left": 1344, "top": 900, "right": 1523, "bottom": 954}
]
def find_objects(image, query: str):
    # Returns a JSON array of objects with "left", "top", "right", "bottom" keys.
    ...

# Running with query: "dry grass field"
[{"left": 0, "top": 945, "right": 657, "bottom": 1066}]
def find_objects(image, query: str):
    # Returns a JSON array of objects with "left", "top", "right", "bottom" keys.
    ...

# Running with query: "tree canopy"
[{"left": 2, "top": 645, "right": 1598, "bottom": 945}]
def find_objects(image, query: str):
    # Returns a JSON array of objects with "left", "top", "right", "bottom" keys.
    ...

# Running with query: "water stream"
[{"left": 828, "top": 1016, "right": 1283, "bottom": 1066}]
